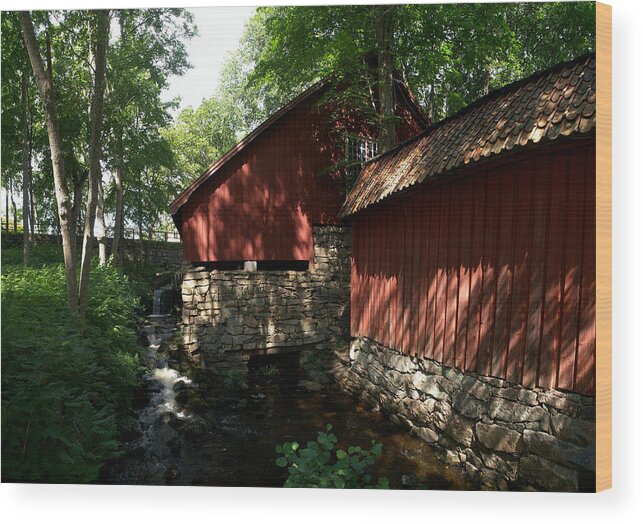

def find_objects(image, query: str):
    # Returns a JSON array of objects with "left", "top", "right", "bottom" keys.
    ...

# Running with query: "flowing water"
[{"left": 99, "top": 314, "right": 472, "bottom": 490}]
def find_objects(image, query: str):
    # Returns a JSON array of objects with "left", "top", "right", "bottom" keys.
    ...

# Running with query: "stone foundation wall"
[
  {"left": 181, "top": 225, "right": 351, "bottom": 370},
  {"left": 334, "top": 336, "right": 596, "bottom": 492}
]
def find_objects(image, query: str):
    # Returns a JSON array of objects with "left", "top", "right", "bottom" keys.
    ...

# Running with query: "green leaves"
[
  {"left": 275, "top": 425, "right": 389, "bottom": 489},
  {"left": 1, "top": 246, "right": 142, "bottom": 483},
  {"left": 219, "top": 3, "right": 596, "bottom": 126}
]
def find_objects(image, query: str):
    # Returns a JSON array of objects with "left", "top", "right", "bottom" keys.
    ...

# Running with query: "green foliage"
[
  {"left": 1, "top": 246, "right": 143, "bottom": 483},
  {"left": 166, "top": 3, "right": 596, "bottom": 188},
  {"left": 275, "top": 424, "right": 389, "bottom": 489},
  {"left": 1, "top": 9, "right": 196, "bottom": 240},
  {"left": 221, "top": 368, "right": 247, "bottom": 390},
  {"left": 219, "top": 3, "right": 596, "bottom": 126},
  {"left": 254, "top": 364, "right": 279, "bottom": 377},
  {"left": 162, "top": 95, "right": 241, "bottom": 178},
  {"left": 104, "top": 9, "right": 196, "bottom": 233}
]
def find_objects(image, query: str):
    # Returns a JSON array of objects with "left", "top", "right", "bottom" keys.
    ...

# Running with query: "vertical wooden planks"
[
  {"left": 423, "top": 188, "right": 439, "bottom": 360},
  {"left": 558, "top": 148, "right": 585, "bottom": 390},
  {"left": 381, "top": 204, "right": 392, "bottom": 348},
  {"left": 539, "top": 152, "right": 566, "bottom": 390},
  {"left": 348, "top": 142, "right": 595, "bottom": 396},
  {"left": 357, "top": 217, "right": 367, "bottom": 337},
  {"left": 506, "top": 160, "right": 533, "bottom": 384},
  {"left": 444, "top": 183, "right": 461, "bottom": 368},
  {"left": 478, "top": 171, "right": 498, "bottom": 377},
  {"left": 456, "top": 178, "right": 473, "bottom": 370},
  {"left": 366, "top": 212, "right": 376, "bottom": 341},
  {"left": 466, "top": 174, "right": 486, "bottom": 372},
  {"left": 350, "top": 218, "right": 358, "bottom": 336},
  {"left": 409, "top": 198, "right": 422, "bottom": 357},
  {"left": 523, "top": 157, "right": 551, "bottom": 387},
  {"left": 391, "top": 205, "right": 403, "bottom": 350},
  {"left": 352, "top": 217, "right": 360, "bottom": 336},
  {"left": 401, "top": 202, "right": 413, "bottom": 355},
  {"left": 416, "top": 189, "right": 429, "bottom": 358},
  {"left": 433, "top": 186, "right": 448, "bottom": 363},
  {"left": 492, "top": 166, "right": 514, "bottom": 380},
  {"left": 384, "top": 207, "right": 394, "bottom": 348},
  {"left": 576, "top": 150, "right": 596, "bottom": 395},
  {"left": 379, "top": 209, "right": 389, "bottom": 347},
  {"left": 371, "top": 213, "right": 384, "bottom": 342}
]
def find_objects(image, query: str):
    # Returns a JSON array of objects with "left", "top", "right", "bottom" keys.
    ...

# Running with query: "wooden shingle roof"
[{"left": 341, "top": 53, "right": 596, "bottom": 218}]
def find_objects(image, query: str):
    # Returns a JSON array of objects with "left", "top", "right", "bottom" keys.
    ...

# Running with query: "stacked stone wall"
[
  {"left": 1, "top": 232, "right": 182, "bottom": 270},
  {"left": 181, "top": 225, "right": 351, "bottom": 370},
  {"left": 333, "top": 336, "right": 596, "bottom": 492}
]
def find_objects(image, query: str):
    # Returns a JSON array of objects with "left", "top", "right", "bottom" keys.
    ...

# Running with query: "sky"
[
  {"left": 161, "top": 6, "right": 256, "bottom": 115},
  {"left": 1, "top": 6, "right": 256, "bottom": 218}
]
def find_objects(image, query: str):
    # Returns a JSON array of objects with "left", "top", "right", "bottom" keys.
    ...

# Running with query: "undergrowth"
[{"left": 1, "top": 246, "right": 144, "bottom": 483}]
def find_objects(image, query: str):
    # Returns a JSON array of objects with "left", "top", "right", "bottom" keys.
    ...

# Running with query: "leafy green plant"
[
  {"left": 1, "top": 246, "right": 143, "bottom": 483},
  {"left": 254, "top": 364, "right": 279, "bottom": 377},
  {"left": 275, "top": 424, "right": 389, "bottom": 489},
  {"left": 221, "top": 368, "right": 247, "bottom": 390}
]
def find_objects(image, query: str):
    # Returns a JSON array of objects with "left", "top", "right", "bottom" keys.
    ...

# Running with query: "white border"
[{"left": 2, "top": 0, "right": 641, "bottom": 522}]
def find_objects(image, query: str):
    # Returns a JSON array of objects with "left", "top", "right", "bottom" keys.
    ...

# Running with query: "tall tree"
[
  {"left": 95, "top": 179, "right": 108, "bottom": 265},
  {"left": 20, "top": 11, "right": 78, "bottom": 311},
  {"left": 375, "top": 4, "right": 396, "bottom": 151},
  {"left": 104, "top": 8, "right": 195, "bottom": 262},
  {"left": 78, "top": 10, "right": 109, "bottom": 317},
  {"left": 220, "top": 2, "right": 595, "bottom": 128},
  {"left": 21, "top": 64, "right": 31, "bottom": 265}
]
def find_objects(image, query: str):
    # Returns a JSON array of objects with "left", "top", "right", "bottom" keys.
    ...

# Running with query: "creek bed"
[{"left": 98, "top": 315, "right": 472, "bottom": 490}]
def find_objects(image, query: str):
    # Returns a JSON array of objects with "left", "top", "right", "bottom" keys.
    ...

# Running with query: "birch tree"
[
  {"left": 20, "top": 11, "right": 79, "bottom": 311},
  {"left": 78, "top": 10, "right": 109, "bottom": 317}
]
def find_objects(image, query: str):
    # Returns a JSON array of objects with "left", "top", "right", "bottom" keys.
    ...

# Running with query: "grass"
[{"left": 1, "top": 244, "right": 146, "bottom": 483}]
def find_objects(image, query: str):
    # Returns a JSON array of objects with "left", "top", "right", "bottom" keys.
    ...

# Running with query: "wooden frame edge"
[{"left": 596, "top": 1, "right": 612, "bottom": 493}]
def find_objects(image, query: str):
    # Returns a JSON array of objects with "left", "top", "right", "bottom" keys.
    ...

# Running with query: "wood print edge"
[{"left": 596, "top": 0, "right": 612, "bottom": 493}]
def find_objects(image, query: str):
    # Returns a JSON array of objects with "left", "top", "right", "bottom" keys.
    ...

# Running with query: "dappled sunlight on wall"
[
  {"left": 180, "top": 83, "right": 426, "bottom": 263},
  {"left": 181, "top": 89, "right": 346, "bottom": 262},
  {"left": 351, "top": 141, "right": 596, "bottom": 396}
]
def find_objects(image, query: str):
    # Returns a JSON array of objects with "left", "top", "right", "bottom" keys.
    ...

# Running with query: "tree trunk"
[
  {"left": 375, "top": 4, "right": 396, "bottom": 152},
  {"left": 29, "top": 176, "right": 35, "bottom": 238},
  {"left": 5, "top": 187, "right": 9, "bottom": 232},
  {"left": 28, "top": 88, "right": 36, "bottom": 238},
  {"left": 20, "top": 11, "right": 79, "bottom": 312},
  {"left": 96, "top": 180, "right": 108, "bottom": 266},
  {"left": 10, "top": 179, "right": 17, "bottom": 233},
  {"left": 111, "top": 158, "right": 124, "bottom": 264},
  {"left": 69, "top": 168, "right": 83, "bottom": 256},
  {"left": 78, "top": 10, "right": 109, "bottom": 317},
  {"left": 482, "top": 67, "right": 490, "bottom": 96},
  {"left": 21, "top": 66, "right": 31, "bottom": 265}
]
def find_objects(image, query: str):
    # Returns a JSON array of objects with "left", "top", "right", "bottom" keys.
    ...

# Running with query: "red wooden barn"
[
  {"left": 170, "top": 78, "right": 428, "bottom": 266},
  {"left": 341, "top": 54, "right": 597, "bottom": 396}
]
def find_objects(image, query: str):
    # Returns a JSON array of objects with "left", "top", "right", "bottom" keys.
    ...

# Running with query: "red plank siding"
[
  {"left": 180, "top": 87, "right": 425, "bottom": 263},
  {"left": 455, "top": 178, "right": 473, "bottom": 370},
  {"left": 466, "top": 175, "right": 486, "bottom": 372},
  {"left": 351, "top": 140, "right": 596, "bottom": 395}
]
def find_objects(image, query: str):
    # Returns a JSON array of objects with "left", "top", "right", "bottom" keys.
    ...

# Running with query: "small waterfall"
[
  {"left": 152, "top": 289, "right": 163, "bottom": 315},
  {"left": 152, "top": 288, "right": 174, "bottom": 316},
  {"left": 138, "top": 316, "right": 193, "bottom": 453}
]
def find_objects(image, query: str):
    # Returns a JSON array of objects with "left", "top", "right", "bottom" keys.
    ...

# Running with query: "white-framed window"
[{"left": 345, "top": 135, "right": 379, "bottom": 192}]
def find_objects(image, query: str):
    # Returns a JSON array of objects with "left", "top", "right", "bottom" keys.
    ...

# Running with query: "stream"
[{"left": 99, "top": 313, "right": 472, "bottom": 490}]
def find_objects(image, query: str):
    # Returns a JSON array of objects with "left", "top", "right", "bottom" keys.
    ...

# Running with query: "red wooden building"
[
  {"left": 170, "top": 78, "right": 428, "bottom": 266},
  {"left": 342, "top": 54, "right": 597, "bottom": 396}
]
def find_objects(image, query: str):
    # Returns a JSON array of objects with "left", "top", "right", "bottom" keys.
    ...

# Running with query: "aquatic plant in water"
[{"left": 275, "top": 424, "right": 389, "bottom": 489}]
